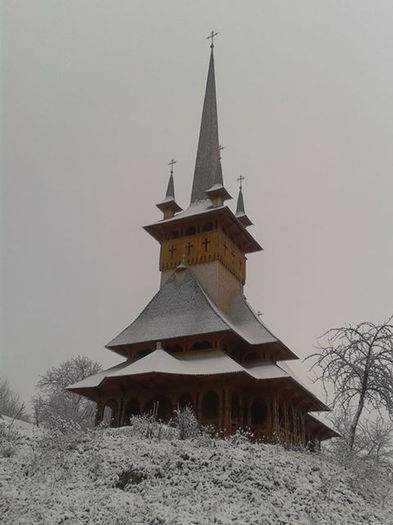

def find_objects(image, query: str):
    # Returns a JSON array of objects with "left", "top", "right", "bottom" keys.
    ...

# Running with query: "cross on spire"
[
  {"left": 168, "top": 159, "right": 176, "bottom": 175},
  {"left": 206, "top": 30, "right": 218, "bottom": 49},
  {"left": 237, "top": 175, "right": 245, "bottom": 190}
]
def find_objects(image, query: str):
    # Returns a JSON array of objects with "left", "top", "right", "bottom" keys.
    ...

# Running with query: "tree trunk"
[{"left": 348, "top": 392, "right": 365, "bottom": 451}]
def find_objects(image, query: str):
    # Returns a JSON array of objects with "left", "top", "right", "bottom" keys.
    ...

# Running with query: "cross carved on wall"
[
  {"left": 202, "top": 238, "right": 210, "bottom": 252},
  {"left": 185, "top": 242, "right": 194, "bottom": 256}
]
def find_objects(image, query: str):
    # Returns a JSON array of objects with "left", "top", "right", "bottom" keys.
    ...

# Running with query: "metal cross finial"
[
  {"left": 218, "top": 145, "right": 224, "bottom": 160},
  {"left": 207, "top": 30, "right": 219, "bottom": 49},
  {"left": 168, "top": 159, "right": 176, "bottom": 175},
  {"left": 237, "top": 175, "right": 245, "bottom": 190}
]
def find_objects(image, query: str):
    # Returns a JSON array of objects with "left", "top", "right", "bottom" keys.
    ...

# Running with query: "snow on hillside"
[{"left": 0, "top": 417, "right": 392, "bottom": 525}]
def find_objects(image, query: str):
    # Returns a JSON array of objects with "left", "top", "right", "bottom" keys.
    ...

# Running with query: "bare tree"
[
  {"left": 0, "top": 378, "right": 29, "bottom": 421},
  {"left": 33, "top": 355, "right": 102, "bottom": 428},
  {"left": 328, "top": 407, "right": 393, "bottom": 466},
  {"left": 308, "top": 318, "right": 393, "bottom": 450}
]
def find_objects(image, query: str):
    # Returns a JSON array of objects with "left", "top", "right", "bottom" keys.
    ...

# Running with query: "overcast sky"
[{"left": 2, "top": 1, "right": 393, "bottom": 405}]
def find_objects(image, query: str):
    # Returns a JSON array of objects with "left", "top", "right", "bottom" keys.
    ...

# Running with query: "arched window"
[
  {"left": 124, "top": 398, "right": 140, "bottom": 425},
  {"left": 102, "top": 400, "right": 118, "bottom": 427},
  {"left": 191, "top": 341, "right": 211, "bottom": 351},
  {"left": 178, "top": 394, "right": 193, "bottom": 410},
  {"left": 166, "top": 344, "right": 183, "bottom": 354},
  {"left": 185, "top": 226, "right": 196, "bottom": 236},
  {"left": 136, "top": 349, "right": 150, "bottom": 359},
  {"left": 201, "top": 391, "right": 219, "bottom": 420},
  {"left": 244, "top": 352, "right": 259, "bottom": 363},
  {"left": 202, "top": 222, "right": 214, "bottom": 232},
  {"left": 231, "top": 393, "right": 240, "bottom": 420},
  {"left": 251, "top": 399, "right": 268, "bottom": 426},
  {"left": 145, "top": 396, "right": 173, "bottom": 422}
]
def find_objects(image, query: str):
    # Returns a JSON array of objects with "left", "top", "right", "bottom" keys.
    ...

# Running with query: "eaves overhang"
[{"left": 143, "top": 205, "right": 262, "bottom": 254}]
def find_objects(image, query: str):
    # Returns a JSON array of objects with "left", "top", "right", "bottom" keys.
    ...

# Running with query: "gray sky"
[{"left": 2, "top": 1, "right": 393, "bottom": 405}]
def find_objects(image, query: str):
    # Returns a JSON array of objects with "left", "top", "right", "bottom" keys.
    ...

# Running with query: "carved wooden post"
[
  {"left": 219, "top": 388, "right": 224, "bottom": 430},
  {"left": 300, "top": 412, "right": 306, "bottom": 446},
  {"left": 247, "top": 399, "right": 251, "bottom": 430},
  {"left": 272, "top": 397, "right": 279, "bottom": 442},
  {"left": 94, "top": 401, "right": 103, "bottom": 426},
  {"left": 283, "top": 402, "right": 289, "bottom": 445},
  {"left": 193, "top": 391, "right": 198, "bottom": 419},
  {"left": 197, "top": 390, "right": 203, "bottom": 423},
  {"left": 266, "top": 397, "right": 272, "bottom": 441},
  {"left": 224, "top": 389, "right": 230, "bottom": 434}
]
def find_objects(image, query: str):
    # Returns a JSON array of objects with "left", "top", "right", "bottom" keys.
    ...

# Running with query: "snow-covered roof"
[
  {"left": 106, "top": 267, "right": 294, "bottom": 358},
  {"left": 68, "top": 350, "right": 245, "bottom": 390},
  {"left": 67, "top": 348, "right": 327, "bottom": 411},
  {"left": 106, "top": 269, "right": 229, "bottom": 348}
]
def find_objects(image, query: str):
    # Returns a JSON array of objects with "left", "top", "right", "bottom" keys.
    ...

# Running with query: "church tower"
[
  {"left": 145, "top": 38, "right": 259, "bottom": 313},
  {"left": 68, "top": 36, "right": 337, "bottom": 448}
]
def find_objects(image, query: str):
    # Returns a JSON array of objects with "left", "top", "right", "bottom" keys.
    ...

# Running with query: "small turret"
[
  {"left": 235, "top": 176, "right": 253, "bottom": 228},
  {"left": 205, "top": 145, "right": 232, "bottom": 207},
  {"left": 156, "top": 160, "right": 183, "bottom": 219}
]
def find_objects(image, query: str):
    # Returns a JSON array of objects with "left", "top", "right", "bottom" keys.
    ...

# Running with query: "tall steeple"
[{"left": 190, "top": 32, "right": 229, "bottom": 204}]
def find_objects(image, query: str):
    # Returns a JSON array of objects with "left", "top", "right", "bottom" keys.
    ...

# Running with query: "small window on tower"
[
  {"left": 169, "top": 230, "right": 179, "bottom": 239},
  {"left": 166, "top": 344, "right": 183, "bottom": 354},
  {"left": 244, "top": 352, "right": 259, "bottom": 363},
  {"left": 191, "top": 341, "right": 211, "bottom": 351},
  {"left": 202, "top": 222, "right": 214, "bottom": 232}
]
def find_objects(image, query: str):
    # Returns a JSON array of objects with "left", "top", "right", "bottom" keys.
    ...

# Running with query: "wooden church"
[{"left": 68, "top": 36, "right": 337, "bottom": 448}]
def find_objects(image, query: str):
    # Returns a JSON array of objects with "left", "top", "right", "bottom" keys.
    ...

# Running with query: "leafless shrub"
[
  {"left": 0, "top": 416, "right": 22, "bottom": 457},
  {"left": 0, "top": 378, "right": 29, "bottom": 422},
  {"left": 33, "top": 355, "right": 102, "bottom": 428}
]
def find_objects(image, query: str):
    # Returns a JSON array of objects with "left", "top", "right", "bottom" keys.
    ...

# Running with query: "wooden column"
[
  {"left": 225, "top": 389, "right": 231, "bottom": 435},
  {"left": 193, "top": 391, "right": 198, "bottom": 419},
  {"left": 300, "top": 413, "right": 306, "bottom": 446},
  {"left": 94, "top": 401, "right": 103, "bottom": 426},
  {"left": 219, "top": 388, "right": 224, "bottom": 430},
  {"left": 239, "top": 394, "right": 244, "bottom": 430},
  {"left": 266, "top": 398, "right": 272, "bottom": 441},
  {"left": 272, "top": 397, "right": 279, "bottom": 442},
  {"left": 246, "top": 398, "right": 251, "bottom": 429},
  {"left": 197, "top": 390, "right": 203, "bottom": 423}
]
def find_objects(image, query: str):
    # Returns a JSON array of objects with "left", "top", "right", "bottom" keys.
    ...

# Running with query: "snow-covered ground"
[{"left": 0, "top": 416, "right": 392, "bottom": 525}]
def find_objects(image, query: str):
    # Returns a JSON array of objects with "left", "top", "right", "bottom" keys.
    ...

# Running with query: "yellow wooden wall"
[{"left": 159, "top": 229, "right": 246, "bottom": 284}]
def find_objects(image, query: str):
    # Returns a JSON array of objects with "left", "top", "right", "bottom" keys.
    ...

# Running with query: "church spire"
[
  {"left": 235, "top": 176, "right": 253, "bottom": 227},
  {"left": 165, "top": 159, "right": 176, "bottom": 199},
  {"left": 156, "top": 160, "right": 182, "bottom": 219},
  {"left": 190, "top": 33, "right": 230, "bottom": 204}
]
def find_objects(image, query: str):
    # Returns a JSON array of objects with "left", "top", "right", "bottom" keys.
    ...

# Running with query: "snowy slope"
[{"left": 0, "top": 420, "right": 391, "bottom": 525}]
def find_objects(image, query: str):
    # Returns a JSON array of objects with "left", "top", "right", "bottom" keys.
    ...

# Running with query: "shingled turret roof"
[{"left": 236, "top": 187, "right": 253, "bottom": 227}]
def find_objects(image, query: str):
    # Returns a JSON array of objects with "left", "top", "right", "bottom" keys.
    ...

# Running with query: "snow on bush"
[{"left": 0, "top": 414, "right": 392, "bottom": 525}]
